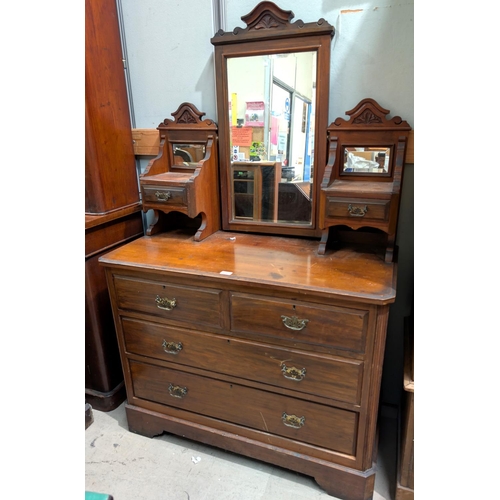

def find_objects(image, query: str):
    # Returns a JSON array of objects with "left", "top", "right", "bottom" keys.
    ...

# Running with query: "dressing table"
[{"left": 99, "top": 3, "right": 405, "bottom": 499}]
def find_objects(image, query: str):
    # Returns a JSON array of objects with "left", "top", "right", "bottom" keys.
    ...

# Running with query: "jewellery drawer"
[
  {"left": 230, "top": 293, "right": 368, "bottom": 353},
  {"left": 113, "top": 276, "right": 224, "bottom": 329},
  {"left": 121, "top": 317, "right": 364, "bottom": 405},
  {"left": 129, "top": 360, "right": 358, "bottom": 455},
  {"left": 141, "top": 185, "right": 188, "bottom": 207},
  {"left": 325, "top": 197, "right": 390, "bottom": 222}
]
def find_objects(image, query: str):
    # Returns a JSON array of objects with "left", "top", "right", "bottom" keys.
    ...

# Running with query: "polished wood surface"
[
  {"left": 85, "top": 0, "right": 139, "bottom": 215},
  {"left": 100, "top": 229, "right": 395, "bottom": 500},
  {"left": 100, "top": 230, "right": 396, "bottom": 304}
]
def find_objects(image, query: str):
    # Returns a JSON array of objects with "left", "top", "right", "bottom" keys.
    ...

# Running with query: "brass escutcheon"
[
  {"left": 155, "top": 190, "right": 172, "bottom": 201},
  {"left": 348, "top": 204, "right": 368, "bottom": 217},
  {"left": 168, "top": 384, "right": 188, "bottom": 399},
  {"left": 282, "top": 412, "right": 305, "bottom": 429},
  {"left": 155, "top": 295, "right": 177, "bottom": 311},
  {"left": 162, "top": 340, "right": 183, "bottom": 355},
  {"left": 281, "top": 364, "right": 306, "bottom": 381},
  {"left": 281, "top": 315, "right": 309, "bottom": 331}
]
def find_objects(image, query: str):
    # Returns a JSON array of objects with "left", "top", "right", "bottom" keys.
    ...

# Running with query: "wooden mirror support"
[
  {"left": 211, "top": 1, "right": 334, "bottom": 237},
  {"left": 318, "top": 98, "right": 411, "bottom": 262},
  {"left": 139, "top": 102, "right": 220, "bottom": 241}
]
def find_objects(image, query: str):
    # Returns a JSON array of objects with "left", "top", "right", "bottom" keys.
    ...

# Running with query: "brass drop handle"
[
  {"left": 168, "top": 384, "right": 188, "bottom": 399},
  {"left": 281, "top": 315, "right": 309, "bottom": 331},
  {"left": 155, "top": 295, "right": 177, "bottom": 311},
  {"left": 162, "top": 340, "right": 183, "bottom": 355},
  {"left": 155, "top": 190, "right": 172, "bottom": 201},
  {"left": 348, "top": 204, "right": 368, "bottom": 217},
  {"left": 281, "top": 364, "right": 306, "bottom": 382},
  {"left": 282, "top": 412, "right": 305, "bottom": 429}
]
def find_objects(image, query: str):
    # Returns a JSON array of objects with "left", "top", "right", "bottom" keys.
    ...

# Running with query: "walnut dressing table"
[
  {"left": 99, "top": 230, "right": 396, "bottom": 500},
  {"left": 99, "top": 3, "right": 405, "bottom": 499}
]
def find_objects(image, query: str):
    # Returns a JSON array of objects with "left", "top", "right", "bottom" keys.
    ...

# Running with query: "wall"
[{"left": 119, "top": 0, "right": 414, "bottom": 406}]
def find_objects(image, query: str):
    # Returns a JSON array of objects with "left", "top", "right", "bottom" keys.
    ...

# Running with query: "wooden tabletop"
[{"left": 99, "top": 230, "right": 397, "bottom": 304}]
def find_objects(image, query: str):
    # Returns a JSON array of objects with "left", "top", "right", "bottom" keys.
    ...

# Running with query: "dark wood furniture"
[
  {"left": 100, "top": 231, "right": 396, "bottom": 500},
  {"left": 139, "top": 103, "right": 220, "bottom": 241},
  {"left": 318, "top": 98, "right": 411, "bottom": 262},
  {"left": 211, "top": 1, "right": 334, "bottom": 236},
  {"left": 98, "top": 3, "right": 410, "bottom": 499},
  {"left": 232, "top": 161, "right": 281, "bottom": 221},
  {"left": 85, "top": 0, "right": 144, "bottom": 411},
  {"left": 396, "top": 315, "right": 414, "bottom": 500}
]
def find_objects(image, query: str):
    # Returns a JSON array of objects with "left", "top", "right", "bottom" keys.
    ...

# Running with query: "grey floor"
[{"left": 85, "top": 402, "right": 398, "bottom": 500}]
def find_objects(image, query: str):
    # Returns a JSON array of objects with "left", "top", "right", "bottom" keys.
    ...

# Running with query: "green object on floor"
[{"left": 85, "top": 492, "right": 113, "bottom": 500}]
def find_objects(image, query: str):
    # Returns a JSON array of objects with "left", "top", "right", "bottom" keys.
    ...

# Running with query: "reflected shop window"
[{"left": 227, "top": 52, "right": 316, "bottom": 225}]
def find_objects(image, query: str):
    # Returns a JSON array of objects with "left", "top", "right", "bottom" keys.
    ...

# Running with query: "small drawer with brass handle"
[
  {"left": 162, "top": 340, "right": 183, "bottom": 355},
  {"left": 282, "top": 412, "right": 305, "bottom": 429},
  {"left": 141, "top": 185, "right": 188, "bottom": 207},
  {"left": 325, "top": 196, "right": 390, "bottom": 222},
  {"left": 114, "top": 276, "right": 224, "bottom": 329},
  {"left": 156, "top": 295, "right": 177, "bottom": 311}
]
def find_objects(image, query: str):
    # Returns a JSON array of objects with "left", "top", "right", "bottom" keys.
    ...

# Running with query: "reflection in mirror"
[
  {"left": 342, "top": 147, "right": 391, "bottom": 175},
  {"left": 172, "top": 143, "right": 206, "bottom": 166},
  {"left": 227, "top": 51, "right": 316, "bottom": 224}
]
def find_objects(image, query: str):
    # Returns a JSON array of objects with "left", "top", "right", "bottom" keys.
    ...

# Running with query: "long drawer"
[
  {"left": 113, "top": 275, "right": 224, "bottom": 329},
  {"left": 122, "top": 317, "right": 364, "bottom": 405},
  {"left": 325, "top": 197, "right": 390, "bottom": 222},
  {"left": 129, "top": 360, "right": 358, "bottom": 456},
  {"left": 230, "top": 293, "right": 368, "bottom": 353}
]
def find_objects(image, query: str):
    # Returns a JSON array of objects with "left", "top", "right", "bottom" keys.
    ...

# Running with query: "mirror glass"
[
  {"left": 227, "top": 51, "right": 316, "bottom": 224},
  {"left": 172, "top": 143, "right": 206, "bottom": 166},
  {"left": 342, "top": 146, "right": 392, "bottom": 175}
]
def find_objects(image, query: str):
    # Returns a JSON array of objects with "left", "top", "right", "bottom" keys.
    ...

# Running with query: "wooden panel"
[
  {"left": 129, "top": 360, "right": 358, "bottom": 455},
  {"left": 231, "top": 293, "right": 368, "bottom": 353},
  {"left": 113, "top": 275, "right": 224, "bottom": 329},
  {"left": 131, "top": 129, "right": 415, "bottom": 164},
  {"left": 121, "top": 317, "right": 364, "bottom": 405},
  {"left": 85, "top": 0, "right": 139, "bottom": 214}
]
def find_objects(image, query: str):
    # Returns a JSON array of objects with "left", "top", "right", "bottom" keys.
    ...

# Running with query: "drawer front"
[
  {"left": 113, "top": 276, "right": 224, "bottom": 329},
  {"left": 326, "top": 197, "right": 390, "bottom": 222},
  {"left": 122, "top": 317, "right": 364, "bottom": 405},
  {"left": 231, "top": 293, "right": 368, "bottom": 353},
  {"left": 130, "top": 360, "right": 358, "bottom": 455},
  {"left": 141, "top": 185, "right": 187, "bottom": 207}
]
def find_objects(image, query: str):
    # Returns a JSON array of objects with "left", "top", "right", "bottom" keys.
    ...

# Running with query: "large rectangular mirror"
[{"left": 211, "top": 2, "right": 334, "bottom": 237}]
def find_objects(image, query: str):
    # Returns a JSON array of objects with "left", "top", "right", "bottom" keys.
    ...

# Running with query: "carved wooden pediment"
[
  {"left": 331, "top": 98, "right": 411, "bottom": 131},
  {"left": 158, "top": 102, "right": 216, "bottom": 129},
  {"left": 211, "top": 1, "right": 333, "bottom": 43}
]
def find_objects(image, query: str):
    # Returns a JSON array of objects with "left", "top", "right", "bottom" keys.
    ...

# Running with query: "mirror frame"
[{"left": 211, "top": 1, "right": 334, "bottom": 237}]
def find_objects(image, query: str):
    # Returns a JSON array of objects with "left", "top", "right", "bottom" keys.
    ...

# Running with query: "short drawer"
[
  {"left": 141, "top": 185, "right": 188, "bottom": 207},
  {"left": 130, "top": 360, "right": 358, "bottom": 456},
  {"left": 326, "top": 196, "right": 390, "bottom": 222},
  {"left": 230, "top": 293, "right": 368, "bottom": 353},
  {"left": 113, "top": 276, "right": 224, "bottom": 329},
  {"left": 122, "top": 317, "right": 364, "bottom": 405}
]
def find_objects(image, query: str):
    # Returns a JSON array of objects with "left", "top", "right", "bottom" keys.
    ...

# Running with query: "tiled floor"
[{"left": 85, "top": 402, "right": 398, "bottom": 500}]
